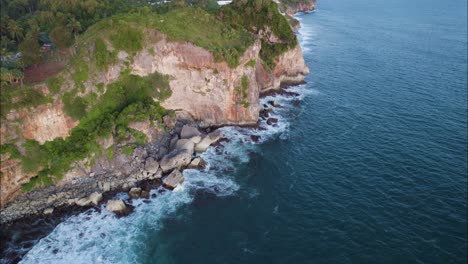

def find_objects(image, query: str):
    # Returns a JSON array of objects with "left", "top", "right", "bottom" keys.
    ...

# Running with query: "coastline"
[{"left": 0, "top": 5, "right": 314, "bottom": 263}]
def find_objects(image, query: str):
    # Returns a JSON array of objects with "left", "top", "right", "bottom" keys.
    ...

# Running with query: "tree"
[
  {"left": 7, "top": 20, "right": 23, "bottom": 42},
  {"left": 19, "top": 33, "right": 42, "bottom": 66},
  {"left": 66, "top": 17, "right": 82, "bottom": 39},
  {"left": 50, "top": 26, "right": 72, "bottom": 49}
]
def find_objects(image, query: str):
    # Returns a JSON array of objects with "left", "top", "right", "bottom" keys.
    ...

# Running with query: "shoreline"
[{"left": 0, "top": 84, "right": 305, "bottom": 262}]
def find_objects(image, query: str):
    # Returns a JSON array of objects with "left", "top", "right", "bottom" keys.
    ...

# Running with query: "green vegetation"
[
  {"left": 0, "top": 85, "right": 53, "bottom": 117},
  {"left": 219, "top": 0, "right": 297, "bottom": 69},
  {"left": 0, "top": 144, "right": 22, "bottom": 159},
  {"left": 46, "top": 76, "right": 64, "bottom": 94},
  {"left": 246, "top": 59, "right": 256, "bottom": 67},
  {"left": 94, "top": 38, "right": 117, "bottom": 71},
  {"left": 109, "top": 26, "right": 143, "bottom": 54},
  {"left": 71, "top": 57, "right": 89, "bottom": 88},
  {"left": 20, "top": 72, "right": 170, "bottom": 190},
  {"left": 21, "top": 170, "right": 53, "bottom": 192},
  {"left": 62, "top": 92, "right": 88, "bottom": 120},
  {"left": 98, "top": 8, "right": 253, "bottom": 67},
  {"left": 235, "top": 74, "right": 250, "bottom": 108},
  {"left": 106, "top": 146, "right": 115, "bottom": 160}
]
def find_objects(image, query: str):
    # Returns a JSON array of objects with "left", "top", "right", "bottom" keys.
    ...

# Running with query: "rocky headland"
[{"left": 0, "top": 0, "right": 310, "bottom": 225}]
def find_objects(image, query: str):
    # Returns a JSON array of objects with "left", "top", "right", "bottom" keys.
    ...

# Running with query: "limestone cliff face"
[
  {"left": 131, "top": 34, "right": 308, "bottom": 126},
  {"left": 132, "top": 36, "right": 262, "bottom": 126},
  {"left": 256, "top": 45, "right": 309, "bottom": 92}
]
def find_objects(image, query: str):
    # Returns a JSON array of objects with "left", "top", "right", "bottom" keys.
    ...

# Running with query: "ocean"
[{"left": 4, "top": 0, "right": 468, "bottom": 263}]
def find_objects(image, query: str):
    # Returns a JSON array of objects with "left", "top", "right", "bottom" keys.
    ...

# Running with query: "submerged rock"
[
  {"left": 163, "top": 169, "right": 185, "bottom": 189},
  {"left": 267, "top": 118, "right": 278, "bottom": 125}
]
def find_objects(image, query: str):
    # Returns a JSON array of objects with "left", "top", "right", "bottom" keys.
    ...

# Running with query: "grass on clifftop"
[{"left": 84, "top": 8, "right": 254, "bottom": 68}]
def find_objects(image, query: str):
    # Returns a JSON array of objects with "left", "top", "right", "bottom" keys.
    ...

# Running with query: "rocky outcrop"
[{"left": 284, "top": 0, "right": 317, "bottom": 15}]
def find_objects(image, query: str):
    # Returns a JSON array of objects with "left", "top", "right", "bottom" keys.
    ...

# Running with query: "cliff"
[
  {"left": 0, "top": 3, "right": 309, "bottom": 221},
  {"left": 282, "top": 0, "right": 317, "bottom": 15}
]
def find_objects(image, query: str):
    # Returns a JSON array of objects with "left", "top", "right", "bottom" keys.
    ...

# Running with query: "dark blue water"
[
  {"left": 144, "top": 0, "right": 467, "bottom": 263},
  {"left": 18, "top": 0, "right": 467, "bottom": 263}
]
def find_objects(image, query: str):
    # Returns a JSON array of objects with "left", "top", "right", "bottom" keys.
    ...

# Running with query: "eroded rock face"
[
  {"left": 19, "top": 101, "right": 78, "bottom": 144},
  {"left": 131, "top": 35, "right": 308, "bottom": 126}
]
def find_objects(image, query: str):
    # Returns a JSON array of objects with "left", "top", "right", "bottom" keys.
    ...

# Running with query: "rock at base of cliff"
[
  {"left": 163, "top": 169, "right": 184, "bottom": 189},
  {"left": 180, "top": 125, "right": 202, "bottom": 139},
  {"left": 144, "top": 157, "right": 160, "bottom": 174},
  {"left": 129, "top": 187, "right": 142, "bottom": 199},
  {"left": 268, "top": 100, "right": 281, "bottom": 107},
  {"left": 175, "top": 139, "right": 195, "bottom": 154},
  {"left": 75, "top": 192, "right": 102, "bottom": 207},
  {"left": 159, "top": 149, "right": 193, "bottom": 173},
  {"left": 267, "top": 118, "right": 278, "bottom": 126},
  {"left": 195, "top": 130, "right": 222, "bottom": 153},
  {"left": 188, "top": 157, "right": 206, "bottom": 169},
  {"left": 106, "top": 199, "right": 130, "bottom": 215},
  {"left": 89, "top": 192, "right": 103, "bottom": 205},
  {"left": 43, "top": 207, "right": 54, "bottom": 215}
]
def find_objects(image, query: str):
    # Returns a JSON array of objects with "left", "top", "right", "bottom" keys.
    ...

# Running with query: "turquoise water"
[{"left": 11, "top": 0, "right": 468, "bottom": 263}]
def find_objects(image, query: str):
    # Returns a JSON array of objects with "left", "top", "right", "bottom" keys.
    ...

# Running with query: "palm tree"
[
  {"left": 67, "top": 17, "right": 82, "bottom": 40},
  {"left": 7, "top": 20, "right": 23, "bottom": 43}
]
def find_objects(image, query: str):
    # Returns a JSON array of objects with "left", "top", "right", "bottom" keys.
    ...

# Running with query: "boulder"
[
  {"left": 189, "top": 136, "right": 202, "bottom": 144},
  {"left": 106, "top": 199, "right": 127, "bottom": 213},
  {"left": 75, "top": 196, "right": 92, "bottom": 207},
  {"left": 195, "top": 130, "right": 222, "bottom": 152},
  {"left": 180, "top": 125, "right": 201, "bottom": 139},
  {"left": 175, "top": 139, "right": 195, "bottom": 153},
  {"left": 144, "top": 157, "right": 159, "bottom": 174},
  {"left": 163, "top": 169, "right": 184, "bottom": 189},
  {"left": 141, "top": 190, "right": 150, "bottom": 199},
  {"left": 170, "top": 136, "right": 179, "bottom": 150},
  {"left": 149, "top": 168, "right": 163, "bottom": 179},
  {"left": 267, "top": 118, "right": 278, "bottom": 126},
  {"left": 188, "top": 157, "right": 206, "bottom": 169},
  {"left": 43, "top": 207, "right": 54, "bottom": 215},
  {"left": 159, "top": 149, "right": 192, "bottom": 172},
  {"left": 129, "top": 187, "right": 142, "bottom": 199},
  {"left": 89, "top": 192, "right": 103, "bottom": 205}
]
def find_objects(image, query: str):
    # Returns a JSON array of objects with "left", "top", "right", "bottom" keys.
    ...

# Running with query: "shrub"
[{"left": 46, "top": 76, "right": 64, "bottom": 94}]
